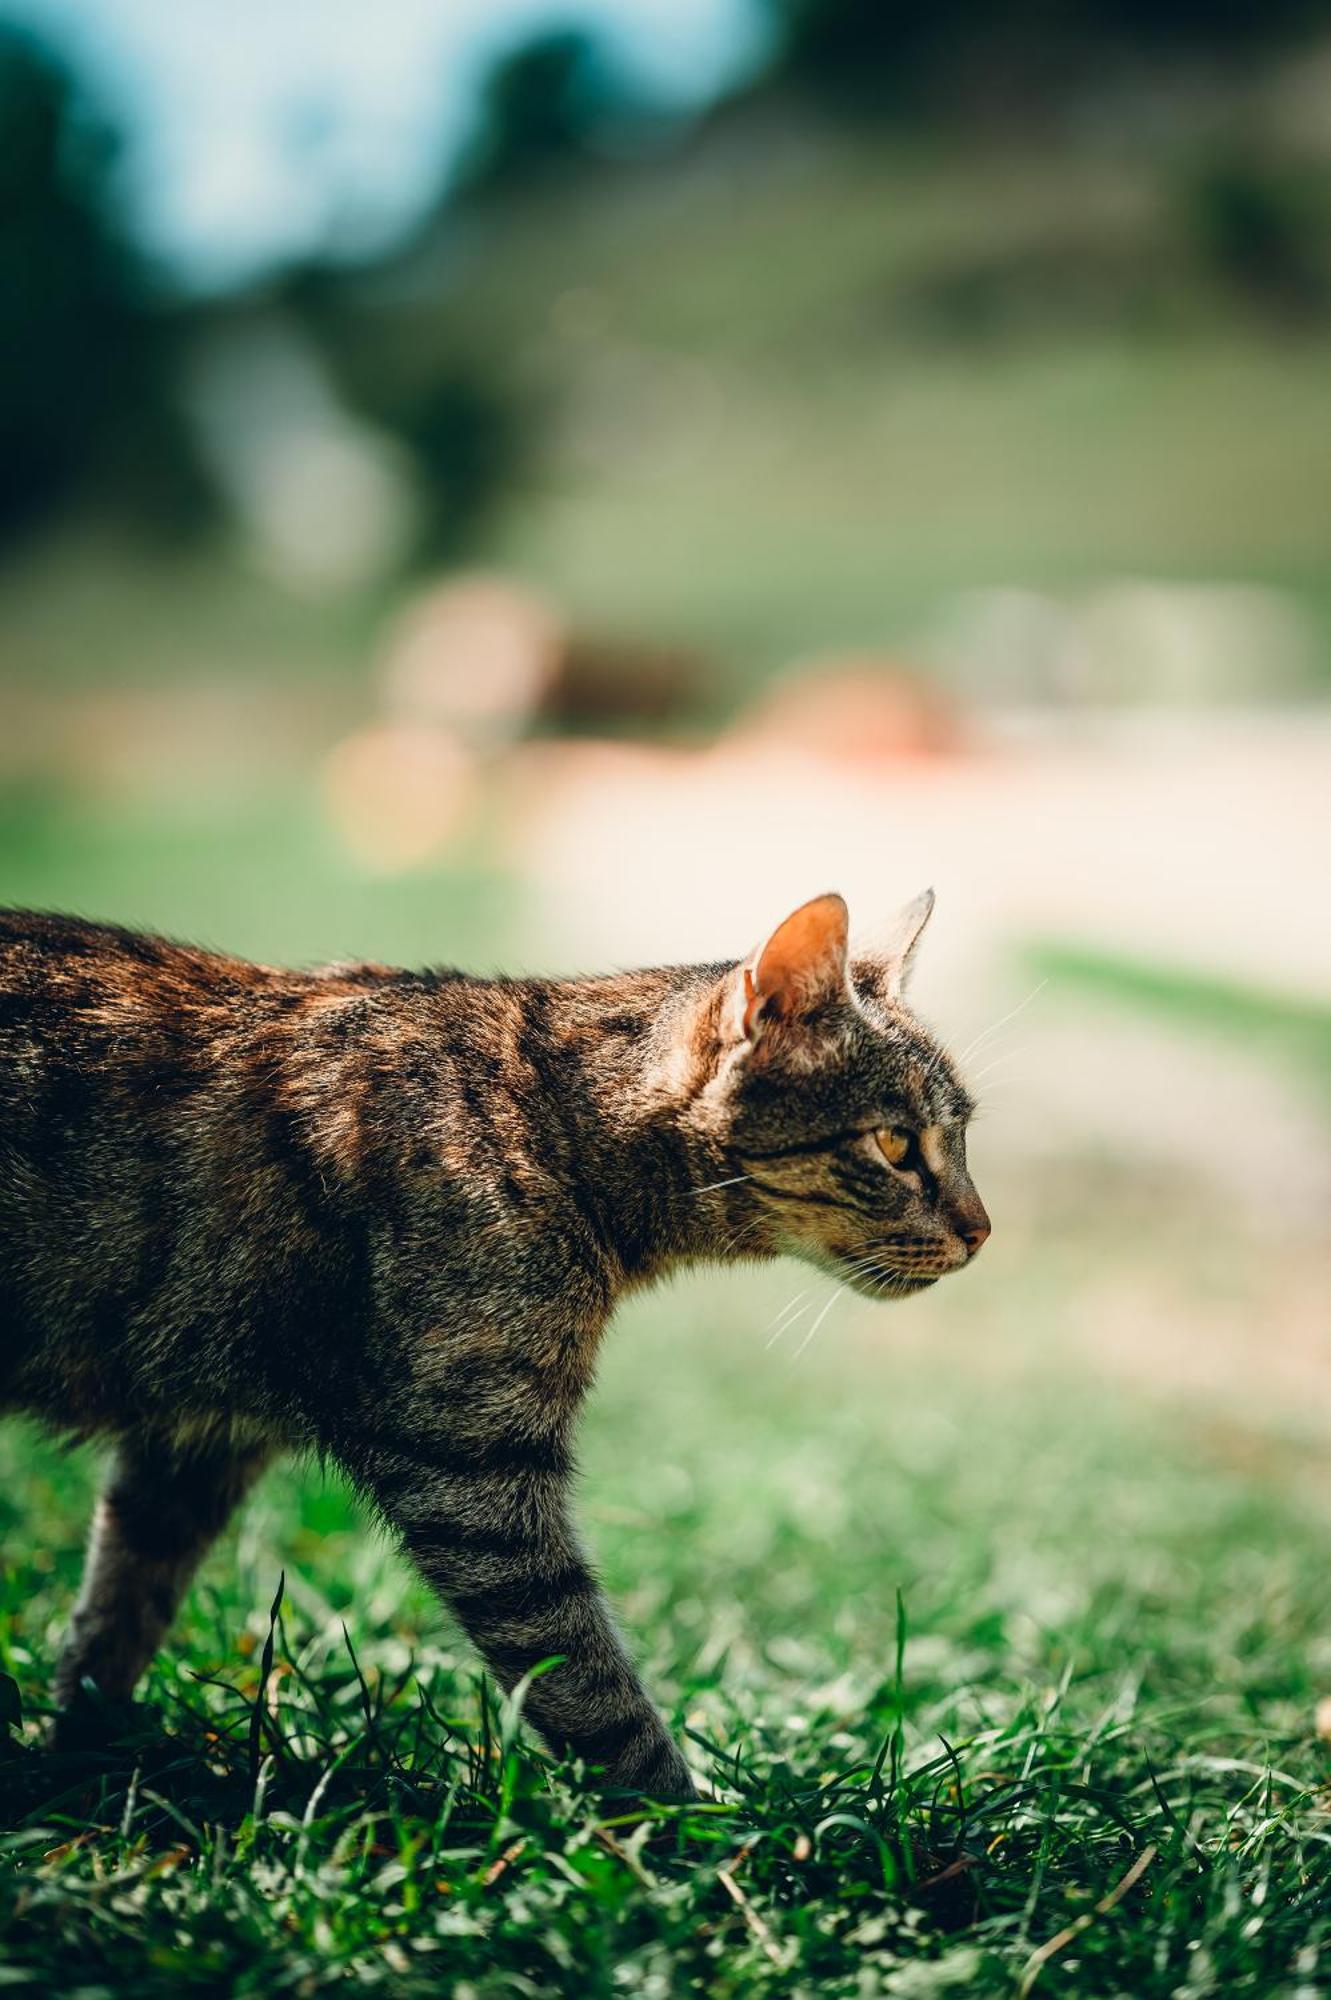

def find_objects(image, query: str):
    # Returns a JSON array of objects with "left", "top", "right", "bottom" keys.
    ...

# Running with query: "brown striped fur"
[{"left": 0, "top": 892, "right": 987, "bottom": 1796}]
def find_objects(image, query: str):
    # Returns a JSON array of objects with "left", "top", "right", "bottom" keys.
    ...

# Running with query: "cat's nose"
[
  {"left": 955, "top": 1205, "right": 991, "bottom": 1258},
  {"left": 960, "top": 1219, "right": 990, "bottom": 1257}
]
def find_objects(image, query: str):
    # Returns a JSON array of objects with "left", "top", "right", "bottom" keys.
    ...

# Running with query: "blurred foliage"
[
  {"left": 280, "top": 262, "right": 530, "bottom": 564},
  {"left": 766, "top": 0, "right": 1331, "bottom": 114},
  {"left": 4, "top": 2, "right": 1331, "bottom": 645},
  {"left": 1026, "top": 941, "right": 1331, "bottom": 1094},
  {"left": 0, "top": 28, "right": 212, "bottom": 551},
  {"left": 1187, "top": 153, "right": 1330, "bottom": 322},
  {"left": 453, "top": 28, "right": 653, "bottom": 196},
  {"left": 392, "top": 370, "right": 528, "bottom": 559}
]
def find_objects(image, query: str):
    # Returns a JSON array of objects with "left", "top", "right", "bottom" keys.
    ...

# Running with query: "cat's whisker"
[
  {"left": 686, "top": 1173, "right": 754, "bottom": 1199},
  {"left": 764, "top": 1286, "right": 817, "bottom": 1348},
  {"left": 790, "top": 1286, "right": 842, "bottom": 1361},
  {"left": 866, "top": 1264, "right": 903, "bottom": 1298},
  {"left": 956, "top": 981, "right": 1047, "bottom": 1067},
  {"left": 966, "top": 1044, "right": 1029, "bottom": 1087},
  {"left": 842, "top": 1246, "right": 901, "bottom": 1273},
  {"left": 720, "top": 1210, "right": 766, "bottom": 1250},
  {"left": 768, "top": 1308, "right": 820, "bottom": 1354},
  {"left": 919, "top": 1036, "right": 955, "bottom": 1091},
  {"left": 838, "top": 1258, "right": 884, "bottom": 1282}
]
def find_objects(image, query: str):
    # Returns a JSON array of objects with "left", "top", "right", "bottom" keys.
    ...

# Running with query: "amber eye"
[{"left": 876, "top": 1126, "right": 915, "bottom": 1168}]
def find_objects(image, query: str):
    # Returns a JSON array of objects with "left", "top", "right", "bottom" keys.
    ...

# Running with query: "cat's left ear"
[
  {"left": 734, "top": 892, "right": 850, "bottom": 1042},
  {"left": 860, "top": 886, "right": 935, "bottom": 1001}
]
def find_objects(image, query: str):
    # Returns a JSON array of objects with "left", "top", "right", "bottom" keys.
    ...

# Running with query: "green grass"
[
  {"left": 3, "top": 1269, "right": 1331, "bottom": 1996},
  {"left": 0, "top": 793, "right": 524, "bottom": 975},
  {"left": 0, "top": 525, "right": 386, "bottom": 694},
  {"left": 1027, "top": 940, "right": 1331, "bottom": 1092}
]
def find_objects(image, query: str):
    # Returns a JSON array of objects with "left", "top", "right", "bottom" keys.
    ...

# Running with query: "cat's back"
[
  {"left": 1, "top": 906, "right": 273, "bottom": 1017},
  {"left": 0, "top": 908, "right": 275, "bottom": 1105},
  {"left": 0, "top": 912, "right": 401, "bottom": 1424},
  {"left": 0, "top": 908, "right": 429, "bottom": 1131}
]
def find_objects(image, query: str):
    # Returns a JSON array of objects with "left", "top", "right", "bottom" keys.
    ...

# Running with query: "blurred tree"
[
  {"left": 765, "top": 0, "right": 1331, "bottom": 115},
  {"left": 454, "top": 28, "right": 647, "bottom": 195},
  {"left": 280, "top": 262, "right": 528, "bottom": 566},
  {"left": 0, "top": 28, "right": 210, "bottom": 548},
  {"left": 374, "top": 368, "right": 526, "bottom": 562},
  {"left": 1187, "top": 154, "right": 1329, "bottom": 322},
  {"left": 767, "top": 0, "right": 998, "bottom": 112},
  {"left": 1084, "top": 0, "right": 1331, "bottom": 51},
  {"left": 273, "top": 29, "right": 636, "bottom": 563}
]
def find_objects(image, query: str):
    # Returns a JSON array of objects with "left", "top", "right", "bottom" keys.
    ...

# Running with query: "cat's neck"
[{"left": 534, "top": 963, "right": 744, "bottom": 1288}]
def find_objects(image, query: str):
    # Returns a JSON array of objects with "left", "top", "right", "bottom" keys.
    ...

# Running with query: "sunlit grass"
[{"left": 3, "top": 1261, "right": 1331, "bottom": 1995}]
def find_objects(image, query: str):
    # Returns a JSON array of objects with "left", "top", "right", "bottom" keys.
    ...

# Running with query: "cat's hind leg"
[{"left": 53, "top": 1428, "right": 272, "bottom": 1734}]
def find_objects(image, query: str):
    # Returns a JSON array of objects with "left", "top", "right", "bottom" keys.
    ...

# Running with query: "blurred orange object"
[
  {"left": 378, "top": 569, "right": 703, "bottom": 743},
  {"left": 733, "top": 659, "right": 966, "bottom": 767},
  {"left": 378, "top": 574, "right": 563, "bottom": 743},
  {"left": 321, "top": 721, "right": 477, "bottom": 872}
]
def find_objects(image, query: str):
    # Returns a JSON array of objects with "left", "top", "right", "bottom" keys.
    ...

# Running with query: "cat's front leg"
[{"left": 350, "top": 1430, "right": 695, "bottom": 1799}]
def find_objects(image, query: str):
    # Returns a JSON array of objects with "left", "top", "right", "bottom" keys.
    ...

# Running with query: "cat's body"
[{"left": 0, "top": 894, "right": 987, "bottom": 1797}]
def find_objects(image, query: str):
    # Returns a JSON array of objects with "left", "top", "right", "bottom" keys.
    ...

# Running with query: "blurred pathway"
[{"left": 506, "top": 712, "right": 1331, "bottom": 1011}]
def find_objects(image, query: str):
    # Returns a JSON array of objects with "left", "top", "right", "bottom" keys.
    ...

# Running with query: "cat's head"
[{"left": 690, "top": 891, "right": 988, "bottom": 1299}]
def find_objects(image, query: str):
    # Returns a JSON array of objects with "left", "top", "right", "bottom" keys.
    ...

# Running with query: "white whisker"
[
  {"left": 956, "top": 981, "right": 1047, "bottom": 1068},
  {"left": 790, "top": 1286, "right": 841, "bottom": 1361},
  {"left": 764, "top": 1286, "right": 817, "bottom": 1348},
  {"left": 967, "top": 1044, "right": 1029, "bottom": 1087},
  {"left": 717, "top": 1213, "right": 766, "bottom": 1259},
  {"left": 687, "top": 1173, "right": 754, "bottom": 1199}
]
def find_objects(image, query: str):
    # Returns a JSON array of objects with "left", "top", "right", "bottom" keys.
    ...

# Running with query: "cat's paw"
[
  {"left": 621, "top": 1738, "right": 699, "bottom": 1803},
  {"left": 48, "top": 1682, "right": 142, "bottom": 1755}
]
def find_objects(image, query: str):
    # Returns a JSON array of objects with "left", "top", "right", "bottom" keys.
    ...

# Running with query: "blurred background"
[{"left": 2, "top": 0, "right": 1331, "bottom": 1594}]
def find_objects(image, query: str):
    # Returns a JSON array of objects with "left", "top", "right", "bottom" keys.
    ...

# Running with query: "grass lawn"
[
  {"left": 2, "top": 800, "right": 1330, "bottom": 1994},
  {"left": 3, "top": 1267, "right": 1330, "bottom": 1996}
]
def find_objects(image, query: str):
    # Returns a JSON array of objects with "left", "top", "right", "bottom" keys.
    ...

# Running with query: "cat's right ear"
[{"left": 730, "top": 893, "right": 850, "bottom": 1044}]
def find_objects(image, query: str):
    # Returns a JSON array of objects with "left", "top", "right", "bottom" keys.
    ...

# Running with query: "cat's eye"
[{"left": 876, "top": 1126, "right": 916, "bottom": 1168}]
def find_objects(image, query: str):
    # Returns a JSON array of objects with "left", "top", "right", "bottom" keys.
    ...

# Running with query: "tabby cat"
[{"left": 0, "top": 890, "right": 988, "bottom": 1798}]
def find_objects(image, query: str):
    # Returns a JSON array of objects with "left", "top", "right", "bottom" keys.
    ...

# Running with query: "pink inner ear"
[{"left": 748, "top": 892, "right": 849, "bottom": 1028}]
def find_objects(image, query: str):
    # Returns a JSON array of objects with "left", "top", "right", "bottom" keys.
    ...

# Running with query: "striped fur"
[{"left": 0, "top": 895, "right": 986, "bottom": 1796}]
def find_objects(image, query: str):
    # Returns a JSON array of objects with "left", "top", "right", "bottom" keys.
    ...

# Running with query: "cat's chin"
[
  {"left": 823, "top": 1258, "right": 940, "bottom": 1300},
  {"left": 862, "top": 1273, "right": 939, "bottom": 1300}
]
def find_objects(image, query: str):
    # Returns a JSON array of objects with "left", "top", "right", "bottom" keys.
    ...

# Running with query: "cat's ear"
[
  {"left": 735, "top": 892, "right": 850, "bottom": 1041},
  {"left": 864, "top": 886, "right": 935, "bottom": 1001}
]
